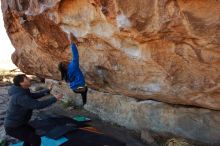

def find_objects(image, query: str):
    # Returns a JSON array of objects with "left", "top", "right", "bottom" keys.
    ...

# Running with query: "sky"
[{"left": 0, "top": 2, "right": 16, "bottom": 70}]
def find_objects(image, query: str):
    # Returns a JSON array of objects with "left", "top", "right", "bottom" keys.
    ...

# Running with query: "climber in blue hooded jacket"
[{"left": 58, "top": 33, "right": 87, "bottom": 106}]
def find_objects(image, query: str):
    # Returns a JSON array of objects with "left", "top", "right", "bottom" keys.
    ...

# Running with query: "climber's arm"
[
  {"left": 70, "top": 43, "right": 79, "bottom": 62},
  {"left": 69, "top": 33, "right": 79, "bottom": 62}
]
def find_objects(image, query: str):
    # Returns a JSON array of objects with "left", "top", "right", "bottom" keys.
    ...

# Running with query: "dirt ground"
[{"left": 37, "top": 105, "right": 148, "bottom": 146}]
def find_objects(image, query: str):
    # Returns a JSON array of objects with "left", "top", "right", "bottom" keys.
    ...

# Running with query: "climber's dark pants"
[
  {"left": 73, "top": 86, "right": 88, "bottom": 105},
  {"left": 5, "top": 124, "right": 41, "bottom": 146}
]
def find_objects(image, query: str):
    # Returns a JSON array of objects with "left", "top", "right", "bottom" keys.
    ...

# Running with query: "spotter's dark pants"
[{"left": 5, "top": 124, "right": 41, "bottom": 146}]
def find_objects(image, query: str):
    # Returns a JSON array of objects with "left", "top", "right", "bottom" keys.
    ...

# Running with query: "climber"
[
  {"left": 4, "top": 74, "right": 63, "bottom": 146},
  {"left": 58, "top": 33, "right": 88, "bottom": 107}
]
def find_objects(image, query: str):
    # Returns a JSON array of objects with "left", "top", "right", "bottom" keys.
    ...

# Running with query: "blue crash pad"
[{"left": 11, "top": 136, "right": 68, "bottom": 146}]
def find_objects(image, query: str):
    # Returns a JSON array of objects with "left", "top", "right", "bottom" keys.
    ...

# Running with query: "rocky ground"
[{"left": 0, "top": 85, "right": 17, "bottom": 144}]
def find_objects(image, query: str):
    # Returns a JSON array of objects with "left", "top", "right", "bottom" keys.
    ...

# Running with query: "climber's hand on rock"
[{"left": 70, "top": 33, "right": 78, "bottom": 44}]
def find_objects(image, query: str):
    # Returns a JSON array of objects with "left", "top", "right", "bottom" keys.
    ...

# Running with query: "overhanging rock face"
[{"left": 1, "top": 0, "right": 220, "bottom": 109}]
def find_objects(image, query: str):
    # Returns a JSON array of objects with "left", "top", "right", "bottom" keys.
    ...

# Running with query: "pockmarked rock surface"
[{"left": 1, "top": 0, "right": 220, "bottom": 110}]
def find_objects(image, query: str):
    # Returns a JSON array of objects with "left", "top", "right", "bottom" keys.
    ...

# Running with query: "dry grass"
[{"left": 165, "top": 138, "right": 194, "bottom": 146}]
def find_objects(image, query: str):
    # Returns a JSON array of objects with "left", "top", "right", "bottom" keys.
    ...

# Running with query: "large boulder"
[
  {"left": 1, "top": 0, "right": 220, "bottom": 110},
  {"left": 47, "top": 79, "right": 220, "bottom": 145}
]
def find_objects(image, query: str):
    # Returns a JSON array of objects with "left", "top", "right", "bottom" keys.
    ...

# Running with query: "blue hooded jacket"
[{"left": 67, "top": 43, "right": 85, "bottom": 90}]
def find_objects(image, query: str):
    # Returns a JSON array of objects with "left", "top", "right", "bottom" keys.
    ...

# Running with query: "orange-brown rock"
[{"left": 1, "top": 0, "right": 220, "bottom": 110}]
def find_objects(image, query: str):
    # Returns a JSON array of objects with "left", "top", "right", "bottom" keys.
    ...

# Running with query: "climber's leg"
[{"left": 73, "top": 86, "right": 88, "bottom": 105}]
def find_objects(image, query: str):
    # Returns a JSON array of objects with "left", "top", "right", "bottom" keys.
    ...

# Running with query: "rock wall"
[
  {"left": 47, "top": 79, "right": 220, "bottom": 145},
  {"left": 1, "top": 1, "right": 220, "bottom": 108}
]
